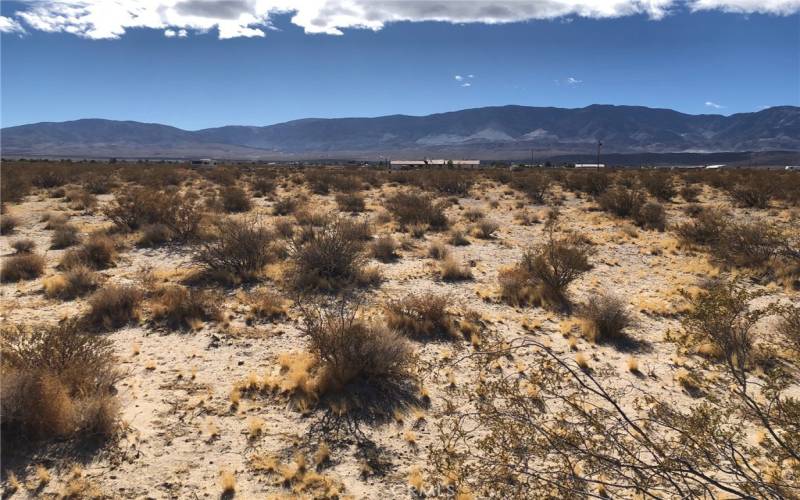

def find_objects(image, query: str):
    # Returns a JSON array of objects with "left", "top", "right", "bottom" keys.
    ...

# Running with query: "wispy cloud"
[
  {"left": 3, "top": 0, "right": 798, "bottom": 40},
  {"left": 566, "top": 77, "right": 582, "bottom": 85},
  {"left": 0, "top": 15, "right": 26, "bottom": 34},
  {"left": 164, "top": 28, "right": 187, "bottom": 38},
  {"left": 461, "top": 82, "right": 472, "bottom": 87},
  {"left": 705, "top": 101, "right": 725, "bottom": 109},
  {"left": 454, "top": 75, "right": 464, "bottom": 81}
]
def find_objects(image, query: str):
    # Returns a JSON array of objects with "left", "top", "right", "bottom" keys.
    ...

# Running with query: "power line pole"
[{"left": 596, "top": 140, "right": 603, "bottom": 171}]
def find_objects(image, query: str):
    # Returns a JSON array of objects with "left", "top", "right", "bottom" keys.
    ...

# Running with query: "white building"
[
  {"left": 190, "top": 158, "right": 217, "bottom": 167},
  {"left": 574, "top": 163, "right": 605, "bottom": 168},
  {"left": 390, "top": 159, "right": 480, "bottom": 168}
]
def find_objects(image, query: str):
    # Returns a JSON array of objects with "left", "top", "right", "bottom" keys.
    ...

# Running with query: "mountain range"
[{"left": 2, "top": 105, "right": 799, "bottom": 160}]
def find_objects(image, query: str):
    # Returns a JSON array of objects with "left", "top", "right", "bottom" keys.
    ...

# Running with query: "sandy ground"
[{"left": 1, "top": 176, "right": 798, "bottom": 499}]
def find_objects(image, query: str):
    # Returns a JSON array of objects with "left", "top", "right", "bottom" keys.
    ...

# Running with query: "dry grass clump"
[
  {"left": 578, "top": 294, "right": 634, "bottom": 344},
  {"left": 0, "top": 320, "right": 121, "bottom": 440},
  {"left": 474, "top": 219, "right": 499, "bottom": 239},
  {"left": 43, "top": 212, "right": 68, "bottom": 229},
  {"left": 288, "top": 217, "right": 371, "bottom": 292},
  {"left": 301, "top": 301, "right": 416, "bottom": 396},
  {"left": 273, "top": 196, "right": 303, "bottom": 215},
  {"left": 43, "top": 265, "right": 100, "bottom": 300},
  {"left": 85, "top": 285, "right": 143, "bottom": 330},
  {"left": 195, "top": 216, "right": 273, "bottom": 283},
  {"left": 427, "top": 240, "right": 450, "bottom": 260},
  {"left": 440, "top": 257, "right": 472, "bottom": 281},
  {"left": 245, "top": 289, "right": 288, "bottom": 322},
  {"left": 60, "top": 233, "right": 117, "bottom": 270},
  {"left": 11, "top": 238, "right": 36, "bottom": 253},
  {"left": 500, "top": 231, "right": 591, "bottom": 309},
  {"left": 1, "top": 215, "right": 18, "bottom": 235},
  {"left": 150, "top": 285, "right": 222, "bottom": 330},
  {"left": 463, "top": 207, "right": 485, "bottom": 222},
  {"left": 680, "top": 184, "right": 701, "bottom": 203},
  {"left": 385, "top": 293, "right": 456, "bottom": 340},
  {"left": 448, "top": 228, "right": 470, "bottom": 246},
  {"left": 221, "top": 186, "right": 252, "bottom": 212},
  {"left": 370, "top": 234, "right": 399, "bottom": 262},
  {"left": 777, "top": 305, "right": 800, "bottom": 354},
  {"left": 1, "top": 253, "right": 46, "bottom": 283},
  {"left": 386, "top": 191, "right": 448, "bottom": 230},
  {"left": 137, "top": 223, "right": 173, "bottom": 247},
  {"left": 51, "top": 223, "right": 81, "bottom": 249},
  {"left": 335, "top": 192, "right": 366, "bottom": 213},
  {"left": 64, "top": 188, "right": 97, "bottom": 211}
]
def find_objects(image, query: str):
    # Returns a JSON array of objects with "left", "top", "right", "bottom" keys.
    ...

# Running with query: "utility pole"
[{"left": 596, "top": 140, "right": 603, "bottom": 171}]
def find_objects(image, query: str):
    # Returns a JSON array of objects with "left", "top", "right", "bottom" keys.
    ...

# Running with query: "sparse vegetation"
[
  {"left": 386, "top": 190, "right": 448, "bottom": 230},
  {"left": 1, "top": 253, "right": 46, "bottom": 282},
  {"left": 195, "top": 216, "right": 273, "bottom": 282},
  {"left": 85, "top": 285, "right": 143, "bottom": 330},
  {"left": 385, "top": 293, "right": 456, "bottom": 340},
  {"left": 578, "top": 293, "right": 634, "bottom": 344}
]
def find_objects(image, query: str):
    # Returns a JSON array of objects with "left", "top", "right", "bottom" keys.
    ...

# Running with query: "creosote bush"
[
  {"left": 635, "top": 201, "right": 666, "bottom": 231},
  {"left": 150, "top": 285, "right": 222, "bottom": 330},
  {"left": 51, "top": 223, "right": 81, "bottom": 249},
  {"left": 221, "top": 186, "right": 252, "bottom": 213},
  {"left": 1, "top": 215, "right": 19, "bottom": 235},
  {"left": 440, "top": 257, "right": 472, "bottom": 282},
  {"left": 386, "top": 191, "right": 448, "bottom": 230},
  {"left": 1, "top": 253, "right": 46, "bottom": 283},
  {"left": 43, "top": 265, "right": 100, "bottom": 300},
  {"left": 1, "top": 320, "right": 121, "bottom": 440},
  {"left": 385, "top": 293, "right": 456, "bottom": 340},
  {"left": 370, "top": 234, "right": 399, "bottom": 263},
  {"left": 104, "top": 187, "right": 202, "bottom": 241},
  {"left": 195, "top": 216, "right": 274, "bottom": 283},
  {"left": 641, "top": 172, "right": 676, "bottom": 201},
  {"left": 85, "top": 285, "right": 143, "bottom": 330},
  {"left": 578, "top": 293, "right": 634, "bottom": 344},
  {"left": 11, "top": 238, "right": 36, "bottom": 254},
  {"left": 598, "top": 186, "right": 645, "bottom": 219},
  {"left": 60, "top": 233, "right": 117, "bottom": 270},
  {"left": 335, "top": 192, "right": 366, "bottom": 213}
]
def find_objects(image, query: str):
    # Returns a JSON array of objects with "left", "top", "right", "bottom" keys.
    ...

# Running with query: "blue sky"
[{"left": 1, "top": 1, "right": 798, "bottom": 130}]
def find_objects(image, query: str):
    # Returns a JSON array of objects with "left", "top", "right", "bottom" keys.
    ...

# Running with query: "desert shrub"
[
  {"left": 566, "top": 171, "right": 612, "bottom": 197},
  {"left": 475, "top": 219, "right": 499, "bottom": 239},
  {"left": 1, "top": 215, "right": 18, "bottom": 235},
  {"left": 635, "top": 201, "right": 666, "bottom": 231},
  {"left": 463, "top": 207, "right": 485, "bottom": 222},
  {"left": 448, "top": 229, "right": 470, "bottom": 246},
  {"left": 60, "top": 233, "right": 117, "bottom": 270},
  {"left": 680, "top": 184, "right": 701, "bottom": 203},
  {"left": 43, "top": 212, "right": 68, "bottom": 229},
  {"left": 513, "top": 172, "right": 551, "bottom": 204},
  {"left": 250, "top": 176, "right": 276, "bottom": 197},
  {"left": 50, "top": 223, "right": 81, "bottom": 249},
  {"left": 1, "top": 253, "right": 46, "bottom": 282},
  {"left": 300, "top": 301, "right": 415, "bottom": 394},
  {"left": 370, "top": 234, "right": 399, "bottom": 263},
  {"left": 777, "top": 305, "right": 800, "bottom": 354},
  {"left": 221, "top": 186, "right": 252, "bottom": 213},
  {"left": 0, "top": 320, "right": 121, "bottom": 440},
  {"left": 598, "top": 186, "right": 645, "bottom": 218},
  {"left": 335, "top": 192, "right": 366, "bottom": 213},
  {"left": 245, "top": 289, "right": 287, "bottom": 322},
  {"left": 273, "top": 196, "right": 301, "bottom": 215},
  {"left": 150, "top": 286, "right": 221, "bottom": 330},
  {"left": 440, "top": 257, "right": 472, "bottom": 281},
  {"left": 729, "top": 175, "right": 773, "bottom": 209},
  {"left": 11, "top": 238, "right": 36, "bottom": 254},
  {"left": 385, "top": 293, "right": 455, "bottom": 340},
  {"left": 502, "top": 231, "right": 592, "bottom": 309},
  {"left": 641, "top": 172, "right": 676, "bottom": 201},
  {"left": 195, "top": 217, "right": 273, "bottom": 282},
  {"left": 288, "top": 217, "right": 369, "bottom": 292},
  {"left": 386, "top": 191, "right": 448, "bottom": 230},
  {"left": 419, "top": 170, "right": 474, "bottom": 196},
  {"left": 711, "top": 220, "right": 784, "bottom": 269},
  {"left": 137, "top": 223, "right": 174, "bottom": 247},
  {"left": 43, "top": 265, "right": 100, "bottom": 300},
  {"left": 32, "top": 169, "right": 66, "bottom": 188},
  {"left": 82, "top": 174, "right": 112, "bottom": 194},
  {"left": 579, "top": 294, "right": 634, "bottom": 344},
  {"left": 427, "top": 240, "right": 450, "bottom": 260},
  {"left": 64, "top": 188, "right": 97, "bottom": 211},
  {"left": 674, "top": 207, "right": 729, "bottom": 246},
  {"left": 104, "top": 188, "right": 202, "bottom": 240},
  {"left": 85, "top": 285, "right": 143, "bottom": 330},
  {"left": 0, "top": 170, "right": 30, "bottom": 204}
]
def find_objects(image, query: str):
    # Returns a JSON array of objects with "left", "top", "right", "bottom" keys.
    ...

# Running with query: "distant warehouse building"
[
  {"left": 574, "top": 163, "right": 605, "bottom": 169},
  {"left": 190, "top": 158, "right": 217, "bottom": 167},
  {"left": 390, "top": 159, "right": 481, "bottom": 168}
]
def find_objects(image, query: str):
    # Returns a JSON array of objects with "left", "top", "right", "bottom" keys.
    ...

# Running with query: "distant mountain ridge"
[{"left": 2, "top": 105, "right": 799, "bottom": 160}]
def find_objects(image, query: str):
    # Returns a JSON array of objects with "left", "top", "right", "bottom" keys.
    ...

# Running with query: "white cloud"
[
  {"left": 705, "top": 101, "right": 725, "bottom": 109},
  {"left": 4, "top": 0, "right": 799, "bottom": 40},
  {"left": 454, "top": 74, "right": 463, "bottom": 81},
  {"left": 0, "top": 15, "right": 26, "bottom": 34},
  {"left": 467, "top": 74, "right": 474, "bottom": 78},
  {"left": 566, "top": 77, "right": 582, "bottom": 85},
  {"left": 461, "top": 82, "right": 472, "bottom": 87},
  {"left": 164, "top": 27, "right": 188, "bottom": 37}
]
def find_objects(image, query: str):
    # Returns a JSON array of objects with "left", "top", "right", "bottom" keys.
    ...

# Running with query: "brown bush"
[
  {"left": 385, "top": 293, "right": 456, "bottom": 340},
  {"left": 11, "top": 238, "right": 36, "bottom": 254},
  {"left": 244, "top": 289, "right": 287, "bottom": 322},
  {"left": 674, "top": 207, "right": 728, "bottom": 246},
  {"left": 288, "top": 217, "right": 369, "bottom": 291},
  {"left": 579, "top": 294, "right": 634, "bottom": 344},
  {"left": 440, "top": 257, "right": 472, "bottom": 281},
  {"left": 221, "top": 186, "right": 252, "bottom": 213},
  {"left": 448, "top": 229, "right": 470, "bottom": 246},
  {"left": 85, "top": 285, "right": 143, "bottom": 330},
  {"left": 475, "top": 219, "right": 499, "bottom": 239},
  {"left": 1, "top": 253, "right": 46, "bottom": 282},
  {"left": 635, "top": 201, "right": 666, "bottom": 231},
  {"left": 273, "top": 196, "right": 302, "bottom": 216},
  {"left": 641, "top": 172, "right": 676, "bottom": 201},
  {"left": 150, "top": 286, "right": 222, "bottom": 330},
  {"left": 370, "top": 234, "right": 399, "bottom": 262},
  {"left": 64, "top": 188, "right": 97, "bottom": 211},
  {"left": 195, "top": 216, "right": 274, "bottom": 282},
  {"left": 711, "top": 220, "right": 784, "bottom": 269},
  {"left": 729, "top": 175, "right": 773, "bottom": 208},
  {"left": 513, "top": 172, "right": 551, "bottom": 204},
  {"left": 598, "top": 186, "right": 645, "bottom": 218},
  {"left": 250, "top": 176, "right": 276, "bottom": 197},
  {"left": 104, "top": 187, "right": 202, "bottom": 240},
  {"left": 43, "top": 212, "right": 68, "bottom": 229},
  {"left": 427, "top": 240, "right": 450, "bottom": 260},
  {"left": 567, "top": 171, "right": 612, "bottom": 197},
  {"left": 43, "top": 265, "right": 100, "bottom": 300},
  {"left": 1, "top": 215, "right": 18, "bottom": 235},
  {"left": 0, "top": 320, "right": 121, "bottom": 440},
  {"left": 301, "top": 301, "right": 415, "bottom": 394},
  {"left": 680, "top": 184, "right": 701, "bottom": 203},
  {"left": 50, "top": 223, "right": 81, "bottom": 249},
  {"left": 137, "top": 223, "right": 174, "bottom": 247},
  {"left": 60, "top": 233, "right": 117, "bottom": 270},
  {"left": 777, "top": 305, "right": 800, "bottom": 354},
  {"left": 386, "top": 191, "right": 448, "bottom": 230},
  {"left": 463, "top": 207, "right": 485, "bottom": 222},
  {"left": 335, "top": 192, "right": 366, "bottom": 213}
]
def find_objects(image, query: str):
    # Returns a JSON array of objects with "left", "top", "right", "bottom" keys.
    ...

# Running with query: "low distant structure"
[
  {"left": 785, "top": 165, "right": 800, "bottom": 171},
  {"left": 574, "top": 163, "right": 605, "bottom": 169},
  {"left": 704, "top": 164, "right": 725, "bottom": 169},
  {"left": 389, "top": 159, "right": 481, "bottom": 168},
  {"left": 190, "top": 158, "right": 217, "bottom": 167}
]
